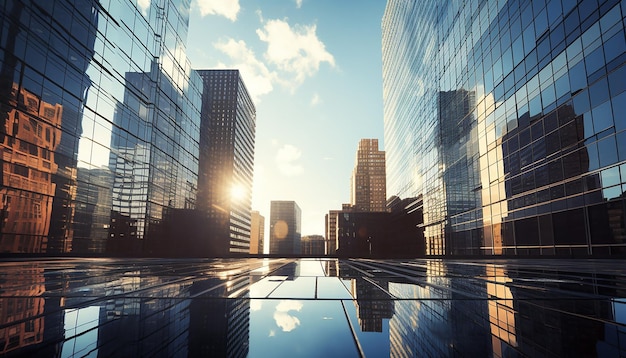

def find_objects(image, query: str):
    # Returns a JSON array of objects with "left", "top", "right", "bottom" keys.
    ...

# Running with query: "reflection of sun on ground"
[{"left": 274, "top": 220, "right": 289, "bottom": 239}]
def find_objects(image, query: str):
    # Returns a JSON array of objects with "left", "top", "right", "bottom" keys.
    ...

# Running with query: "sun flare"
[{"left": 230, "top": 184, "right": 246, "bottom": 201}]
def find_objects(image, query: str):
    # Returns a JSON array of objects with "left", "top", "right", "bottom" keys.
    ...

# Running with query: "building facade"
[
  {"left": 301, "top": 234, "right": 325, "bottom": 255},
  {"left": 350, "top": 139, "right": 387, "bottom": 212},
  {"left": 0, "top": 0, "right": 202, "bottom": 254},
  {"left": 383, "top": 0, "right": 626, "bottom": 256},
  {"left": 196, "top": 70, "right": 256, "bottom": 255},
  {"left": 325, "top": 210, "right": 340, "bottom": 255},
  {"left": 249, "top": 210, "right": 264, "bottom": 254},
  {"left": 269, "top": 201, "right": 301, "bottom": 255}
]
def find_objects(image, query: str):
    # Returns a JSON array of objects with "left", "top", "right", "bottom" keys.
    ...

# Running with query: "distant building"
[
  {"left": 269, "top": 201, "right": 301, "bottom": 255},
  {"left": 197, "top": 70, "right": 256, "bottom": 256},
  {"left": 330, "top": 200, "right": 424, "bottom": 258},
  {"left": 301, "top": 235, "right": 325, "bottom": 256},
  {"left": 350, "top": 139, "right": 387, "bottom": 212},
  {"left": 325, "top": 210, "right": 340, "bottom": 255},
  {"left": 336, "top": 211, "right": 389, "bottom": 257},
  {"left": 249, "top": 211, "right": 265, "bottom": 255}
]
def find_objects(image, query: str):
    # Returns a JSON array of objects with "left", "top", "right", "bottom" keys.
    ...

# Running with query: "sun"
[{"left": 230, "top": 184, "right": 246, "bottom": 201}]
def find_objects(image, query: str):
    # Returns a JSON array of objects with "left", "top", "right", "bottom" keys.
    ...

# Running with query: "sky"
[{"left": 186, "top": 0, "right": 387, "bottom": 239}]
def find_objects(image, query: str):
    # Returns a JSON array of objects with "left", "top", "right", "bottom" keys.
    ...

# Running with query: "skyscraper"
[
  {"left": 350, "top": 139, "right": 387, "bottom": 212},
  {"left": 269, "top": 201, "right": 301, "bottom": 255},
  {"left": 383, "top": 0, "right": 626, "bottom": 256},
  {"left": 0, "top": 0, "right": 202, "bottom": 255},
  {"left": 249, "top": 210, "right": 265, "bottom": 254},
  {"left": 196, "top": 70, "right": 256, "bottom": 255}
]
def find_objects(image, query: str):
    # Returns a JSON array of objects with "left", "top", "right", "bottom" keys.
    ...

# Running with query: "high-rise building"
[
  {"left": 269, "top": 201, "right": 301, "bottom": 255},
  {"left": 301, "top": 235, "right": 325, "bottom": 255},
  {"left": 350, "top": 139, "right": 387, "bottom": 212},
  {"left": 249, "top": 210, "right": 265, "bottom": 254},
  {"left": 383, "top": 0, "right": 626, "bottom": 256},
  {"left": 196, "top": 70, "right": 256, "bottom": 255},
  {"left": 0, "top": 0, "right": 202, "bottom": 255}
]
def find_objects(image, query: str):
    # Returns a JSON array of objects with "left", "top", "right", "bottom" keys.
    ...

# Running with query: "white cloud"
[
  {"left": 256, "top": 19, "right": 335, "bottom": 87},
  {"left": 275, "top": 144, "right": 304, "bottom": 177},
  {"left": 214, "top": 38, "right": 276, "bottom": 103},
  {"left": 137, "top": 0, "right": 150, "bottom": 16},
  {"left": 210, "top": 18, "right": 334, "bottom": 101},
  {"left": 250, "top": 300, "right": 262, "bottom": 311},
  {"left": 310, "top": 93, "right": 321, "bottom": 106},
  {"left": 276, "top": 300, "right": 303, "bottom": 312},
  {"left": 256, "top": 9, "right": 264, "bottom": 22},
  {"left": 274, "top": 311, "right": 301, "bottom": 332},
  {"left": 295, "top": 0, "right": 303, "bottom": 8},
  {"left": 269, "top": 330, "right": 276, "bottom": 337},
  {"left": 195, "top": 0, "right": 240, "bottom": 21},
  {"left": 273, "top": 300, "right": 303, "bottom": 332}
]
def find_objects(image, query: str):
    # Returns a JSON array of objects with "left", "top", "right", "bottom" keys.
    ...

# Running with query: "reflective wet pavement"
[{"left": 1, "top": 258, "right": 625, "bottom": 357}]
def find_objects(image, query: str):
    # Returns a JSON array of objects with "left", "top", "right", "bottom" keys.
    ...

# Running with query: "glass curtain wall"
[
  {"left": 383, "top": 0, "right": 626, "bottom": 256},
  {"left": 0, "top": 0, "right": 202, "bottom": 255}
]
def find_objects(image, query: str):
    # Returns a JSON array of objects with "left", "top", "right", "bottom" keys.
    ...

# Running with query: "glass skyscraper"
[
  {"left": 269, "top": 201, "right": 302, "bottom": 255},
  {"left": 196, "top": 69, "right": 256, "bottom": 255},
  {"left": 383, "top": 0, "right": 626, "bottom": 255},
  {"left": 0, "top": 0, "right": 202, "bottom": 254}
]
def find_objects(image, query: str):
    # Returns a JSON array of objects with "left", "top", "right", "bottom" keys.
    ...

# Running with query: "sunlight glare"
[{"left": 230, "top": 184, "right": 246, "bottom": 201}]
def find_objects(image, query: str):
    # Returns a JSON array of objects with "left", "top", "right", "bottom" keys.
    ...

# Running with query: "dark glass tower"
[
  {"left": 383, "top": 0, "right": 626, "bottom": 256},
  {"left": 269, "top": 201, "right": 302, "bottom": 255},
  {"left": 196, "top": 69, "right": 256, "bottom": 255},
  {"left": 0, "top": 0, "right": 202, "bottom": 255}
]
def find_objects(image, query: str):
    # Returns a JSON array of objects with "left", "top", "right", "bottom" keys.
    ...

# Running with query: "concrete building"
[
  {"left": 325, "top": 210, "right": 340, "bottom": 255},
  {"left": 350, "top": 139, "right": 387, "bottom": 212},
  {"left": 249, "top": 210, "right": 265, "bottom": 255},
  {"left": 269, "top": 201, "right": 301, "bottom": 255}
]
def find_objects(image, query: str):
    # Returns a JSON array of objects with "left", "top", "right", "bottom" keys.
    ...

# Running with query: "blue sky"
[{"left": 186, "top": 0, "right": 387, "bottom": 239}]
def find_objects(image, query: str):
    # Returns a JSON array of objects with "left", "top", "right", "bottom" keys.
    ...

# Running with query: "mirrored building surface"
[
  {"left": 1, "top": 257, "right": 624, "bottom": 357},
  {"left": 0, "top": 0, "right": 202, "bottom": 254},
  {"left": 269, "top": 201, "right": 302, "bottom": 255},
  {"left": 383, "top": 0, "right": 626, "bottom": 255}
]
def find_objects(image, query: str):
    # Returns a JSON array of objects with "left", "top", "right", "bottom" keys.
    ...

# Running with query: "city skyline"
[
  {"left": 187, "top": 0, "right": 387, "bottom": 236},
  {"left": 0, "top": 0, "right": 623, "bottom": 257},
  {"left": 1, "top": 0, "right": 624, "bottom": 355}
]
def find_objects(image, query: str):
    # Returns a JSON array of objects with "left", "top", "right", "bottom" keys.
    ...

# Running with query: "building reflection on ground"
[{"left": 0, "top": 258, "right": 624, "bottom": 357}]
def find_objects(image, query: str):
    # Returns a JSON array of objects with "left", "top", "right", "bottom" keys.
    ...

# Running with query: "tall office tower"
[
  {"left": 350, "top": 139, "right": 387, "bottom": 212},
  {"left": 249, "top": 210, "right": 265, "bottom": 254},
  {"left": 0, "top": 0, "right": 202, "bottom": 254},
  {"left": 383, "top": 0, "right": 626, "bottom": 256},
  {"left": 196, "top": 70, "right": 256, "bottom": 255},
  {"left": 269, "top": 201, "right": 301, "bottom": 255}
]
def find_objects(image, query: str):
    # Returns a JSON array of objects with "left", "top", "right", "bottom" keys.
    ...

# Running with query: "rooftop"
[{"left": 1, "top": 258, "right": 625, "bottom": 356}]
